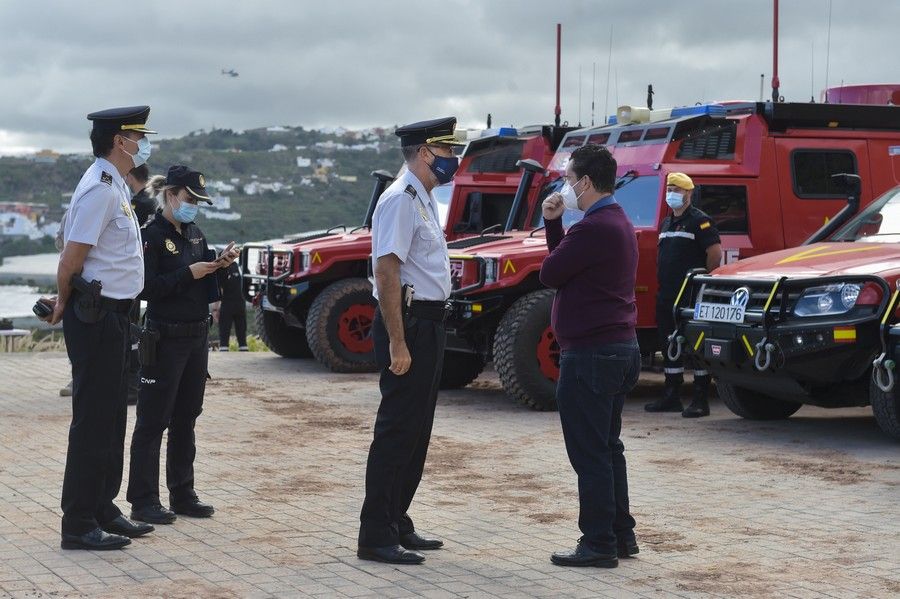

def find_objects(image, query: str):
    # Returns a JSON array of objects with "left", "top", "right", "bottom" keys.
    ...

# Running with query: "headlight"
[
  {"left": 300, "top": 250, "right": 310, "bottom": 272},
  {"left": 793, "top": 283, "right": 861, "bottom": 317},
  {"left": 484, "top": 258, "right": 499, "bottom": 284}
]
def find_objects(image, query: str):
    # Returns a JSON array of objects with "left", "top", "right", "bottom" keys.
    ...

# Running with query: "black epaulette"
[
  {"left": 404, "top": 184, "right": 417, "bottom": 199},
  {"left": 100, "top": 171, "right": 113, "bottom": 186}
]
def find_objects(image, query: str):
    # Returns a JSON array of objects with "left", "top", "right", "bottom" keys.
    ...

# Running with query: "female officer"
[{"left": 127, "top": 165, "right": 238, "bottom": 525}]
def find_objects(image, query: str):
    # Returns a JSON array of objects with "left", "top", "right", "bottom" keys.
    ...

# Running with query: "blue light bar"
[
  {"left": 497, "top": 127, "right": 517, "bottom": 137},
  {"left": 607, "top": 115, "right": 618, "bottom": 125},
  {"left": 670, "top": 104, "right": 726, "bottom": 119}
]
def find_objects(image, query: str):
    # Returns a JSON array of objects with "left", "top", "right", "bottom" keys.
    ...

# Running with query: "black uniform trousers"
[
  {"left": 126, "top": 302, "right": 141, "bottom": 402},
  {"left": 218, "top": 302, "right": 247, "bottom": 348},
  {"left": 127, "top": 329, "right": 208, "bottom": 508},
  {"left": 358, "top": 307, "right": 445, "bottom": 548},
  {"left": 61, "top": 300, "right": 130, "bottom": 535}
]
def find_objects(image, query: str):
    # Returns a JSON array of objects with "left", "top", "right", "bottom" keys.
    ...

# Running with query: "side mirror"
[
  {"left": 516, "top": 158, "right": 546, "bottom": 175},
  {"left": 371, "top": 169, "right": 394, "bottom": 182},
  {"left": 831, "top": 172, "right": 861, "bottom": 197}
]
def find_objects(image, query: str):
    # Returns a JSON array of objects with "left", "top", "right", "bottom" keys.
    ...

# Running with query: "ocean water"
[
  {"left": 0, "top": 285, "right": 41, "bottom": 318},
  {"left": 0, "top": 254, "right": 58, "bottom": 318},
  {"left": 0, "top": 253, "right": 59, "bottom": 276}
]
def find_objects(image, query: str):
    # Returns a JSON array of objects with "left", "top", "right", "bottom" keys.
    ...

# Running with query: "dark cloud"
[{"left": 0, "top": 0, "right": 897, "bottom": 152}]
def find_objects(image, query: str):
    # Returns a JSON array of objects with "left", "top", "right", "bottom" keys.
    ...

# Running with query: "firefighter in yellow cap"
[{"left": 646, "top": 172, "right": 722, "bottom": 417}]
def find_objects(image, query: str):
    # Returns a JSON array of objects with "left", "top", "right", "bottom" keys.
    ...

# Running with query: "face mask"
[
  {"left": 426, "top": 148, "right": 460, "bottom": 184},
  {"left": 665, "top": 191, "right": 685, "bottom": 210},
  {"left": 122, "top": 136, "right": 152, "bottom": 168},
  {"left": 172, "top": 198, "right": 199, "bottom": 223},
  {"left": 559, "top": 178, "right": 586, "bottom": 211}
]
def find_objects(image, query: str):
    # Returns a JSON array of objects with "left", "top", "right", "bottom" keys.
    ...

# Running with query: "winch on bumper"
[{"left": 671, "top": 271, "right": 893, "bottom": 405}]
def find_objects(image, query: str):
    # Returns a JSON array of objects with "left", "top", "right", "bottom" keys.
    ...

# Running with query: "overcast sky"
[{"left": 1, "top": 0, "right": 897, "bottom": 154}]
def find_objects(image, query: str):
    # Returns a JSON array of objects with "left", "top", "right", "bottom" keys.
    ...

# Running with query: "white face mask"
[
  {"left": 665, "top": 191, "right": 685, "bottom": 210},
  {"left": 559, "top": 178, "right": 585, "bottom": 211}
]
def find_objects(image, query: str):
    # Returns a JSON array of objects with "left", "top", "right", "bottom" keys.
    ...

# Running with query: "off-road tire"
[
  {"left": 255, "top": 307, "right": 312, "bottom": 358},
  {"left": 869, "top": 378, "right": 900, "bottom": 440},
  {"left": 306, "top": 278, "right": 377, "bottom": 373},
  {"left": 439, "top": 352, "right": 485, "bottom": 390},
  {"left": 718, "top": 381, "right": 802, "bottom": 420},
  {"left": 493, "top": 290, "right": 558, "bottom": 411}
]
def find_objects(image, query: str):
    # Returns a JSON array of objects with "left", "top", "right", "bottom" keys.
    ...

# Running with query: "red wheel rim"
[
  {"left": 536, "top": 326, "right": 560, "bottom": 381},
  {"left": 337, "top": 304, "right": 375, "bottom": 354}
]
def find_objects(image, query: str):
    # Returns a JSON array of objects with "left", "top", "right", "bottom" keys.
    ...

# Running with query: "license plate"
[{"left": 694, "top": 302, "right": 745, "bottom": 323}]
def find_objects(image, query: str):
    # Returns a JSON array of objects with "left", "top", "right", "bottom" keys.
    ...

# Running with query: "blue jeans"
[{"left": 556, "top": 338, "right": 640, "bottom": 554}]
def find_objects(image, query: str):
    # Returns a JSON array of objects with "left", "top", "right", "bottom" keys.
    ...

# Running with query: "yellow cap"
[{"left": 666, "top": 172, "right": 694, "bottom": 190}]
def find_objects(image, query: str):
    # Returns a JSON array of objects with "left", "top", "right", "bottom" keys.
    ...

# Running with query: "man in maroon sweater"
[{"left": 539, "top": 144, "right": 640, "bottom": 568}]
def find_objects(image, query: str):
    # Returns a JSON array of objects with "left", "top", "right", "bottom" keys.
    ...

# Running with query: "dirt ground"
[{"left": 0, "top": 351, "right": 897, "bottom": 598}]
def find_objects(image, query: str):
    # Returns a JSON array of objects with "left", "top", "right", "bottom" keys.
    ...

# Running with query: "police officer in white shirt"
[
  {"left": 44, "top": 106, "right": 155, "bottom": 550},
  {"left": 357, "top": 117, "right": 464, "bottom": 565}
]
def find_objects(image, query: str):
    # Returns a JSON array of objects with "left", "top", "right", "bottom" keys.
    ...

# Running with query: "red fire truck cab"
[
  {"left": 240, "top": 125, "right": 572, "bottom": 374},
  {"left": 444, "top": 101, "right": 900, "bottom": 410}
]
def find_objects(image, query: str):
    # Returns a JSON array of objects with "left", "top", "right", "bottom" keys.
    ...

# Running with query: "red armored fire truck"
[
  {"left": 240, "top": 124, "right": 573, "bottom": 375},
  {"left": 444, "top": 100, "right": 900, "bottom": 410}
]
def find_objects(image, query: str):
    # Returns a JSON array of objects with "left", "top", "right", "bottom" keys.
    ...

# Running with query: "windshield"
[
  {"left": 432, "top": 182, "right": 453, "bottom": 228},
  {"left": 529, "top": 175, "right": 660, "bottom": 229},
  {"left": 832, "top": 186, "right": 900, "bottom": 243}
]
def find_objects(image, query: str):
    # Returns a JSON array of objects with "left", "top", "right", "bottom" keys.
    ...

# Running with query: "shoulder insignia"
[
  {"left": 100, "top": 171, "right": 113, "bottom": 186},
  {"left": 164, "top": 238, "right": 179, "bottom": 254},
  {"left": 699, "top": 221, "right": 711, "bottom": 230},
  {"left": 404, "top": 184, "right": 417, "bottom": 199},
  {"left": 120, "top": 200, "right": 132, "bottom": 218}
]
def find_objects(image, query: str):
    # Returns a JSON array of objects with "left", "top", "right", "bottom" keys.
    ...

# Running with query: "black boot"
[
  {"left": 645, "top": 375, "right": 683, "bottom": 412},
  {"left": 682, "top": 374, "right": 711, "bottom": 418}
]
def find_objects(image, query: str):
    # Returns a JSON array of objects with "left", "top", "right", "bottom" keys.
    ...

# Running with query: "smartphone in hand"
[{"left": 216, "top": 241, "right": 236, "bottom": 262}]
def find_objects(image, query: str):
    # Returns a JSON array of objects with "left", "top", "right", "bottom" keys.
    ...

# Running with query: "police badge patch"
[
  {"left": 120, "top": 200, "right": 132, "bottom": 217},
  {"left": 164, "top": 238, "right": 179, "bottom": 254},
  {"left": 100, "top": 171, "right": 113, "bottom": 186}
]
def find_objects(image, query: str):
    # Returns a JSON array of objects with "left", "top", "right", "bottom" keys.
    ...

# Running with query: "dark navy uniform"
[
  {"left": 60, "top": 106, "right": 154, "bottom": 544},
  {"left": 215, "top": 261, "right": 248, "bottom": 349},
  {"left": 132, "top": 188, "right": 157, "bottom": 227},
  {"left": 358, "top": 118, "right": 462, "bottom": 558},
  {"left": 127, "top": 167, "right": 219, "bottom": 515},
  {"left": 654, "top": 203, "right": 720, "bottom": 412}
]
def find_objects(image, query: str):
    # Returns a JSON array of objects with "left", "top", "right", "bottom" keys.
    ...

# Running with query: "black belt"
[
  {"left": 97, "top": 295, "right": 134, "bottom": 314},
  {"left": 147, "top": 318, "right": 209, "bottom": 337},
  {"left": 407, "top": 300, "right": 451, "bottom": 323}
]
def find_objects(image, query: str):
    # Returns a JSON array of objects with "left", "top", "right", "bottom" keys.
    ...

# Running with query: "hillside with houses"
[{"left": 0, "top": 125, "right": 403, "bottom": 259}]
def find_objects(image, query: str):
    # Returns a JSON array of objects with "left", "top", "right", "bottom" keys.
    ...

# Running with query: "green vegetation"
[{"left": 0, "top": 125, "right": 402, "bottom": 254}]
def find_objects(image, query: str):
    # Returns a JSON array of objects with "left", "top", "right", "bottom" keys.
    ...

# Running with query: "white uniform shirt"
[
  {"left": 371, "top": 169, "right": 451, "bottom": 301},
  {"left": 63, "top": 158, "right": 144, "bottom": 299}
]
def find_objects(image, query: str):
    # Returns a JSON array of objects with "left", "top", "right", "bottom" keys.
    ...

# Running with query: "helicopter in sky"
[{"left": 221, "top": 68, "right": 239, "bottom": 78}]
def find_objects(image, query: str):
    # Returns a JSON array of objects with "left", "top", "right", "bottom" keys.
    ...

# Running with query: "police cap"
[
  {"left": 166, "top": 165, "right": 213, "bottom": 204},
  {"left": 395, "top": 116, "right": 466, "bottom": 147},
  {"left": 87, "top": 105, "right": 157, "bottom": 135}
]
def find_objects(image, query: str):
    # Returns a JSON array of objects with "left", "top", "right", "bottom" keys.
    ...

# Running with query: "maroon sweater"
[{"left": 539, "top": 202, "right": 638, "bottom": 350}]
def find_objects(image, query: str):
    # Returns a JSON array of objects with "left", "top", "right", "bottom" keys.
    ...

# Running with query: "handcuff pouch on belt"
[
  {"left": 71, "top": 274, "right": 106, "bottom": 324},
  {"left": 138, "top": 328, "right": 161, "bottom": 367},
  {"left": 401, "top": 283, "right": 415, "bottom": 326}
]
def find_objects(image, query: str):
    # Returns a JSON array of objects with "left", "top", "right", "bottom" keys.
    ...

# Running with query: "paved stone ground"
[{"left": 0, "top": 351, "right": 898, "bottom": 599}]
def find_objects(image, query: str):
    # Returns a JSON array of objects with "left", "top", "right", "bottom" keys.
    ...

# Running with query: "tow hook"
[
  {"left": 666, "top": 331, "right": 684, "bottom": 362},
  {"left": 873, "top": 352, "right": 896, "bottom": 393},
  {"left": 754, "top": 337, "right": 775, "bottom": 371}
]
